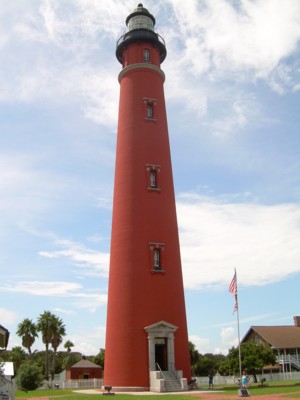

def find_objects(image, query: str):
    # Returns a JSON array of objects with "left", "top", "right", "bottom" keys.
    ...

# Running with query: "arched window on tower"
[
  {"left": 143, "top": 97, "right": 157, "bottom": 121},
  {"left": 153, "top": 249, "right": 160, "bottom": 269},
  {"left": 147, "top": 104, "right": 153, "bottom": 119},
  {"left": 149, "top": 242, "right": 165, "bottom": 272},
  {"left": 145, "top": 164, "right": 161, "bottom": 191},
  {"left": 143, "top": 49, "right": 150, "bottom": 62},
  {"left": 150, "top": 171, "right": 157, "bottom": 188}
]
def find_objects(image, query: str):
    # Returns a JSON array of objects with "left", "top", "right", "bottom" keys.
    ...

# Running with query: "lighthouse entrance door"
[
  {"left": 155, "top": 337, "right": 168, "bottom": 370},
  {"left": 145, "top": 321, "right": 177, "bottom": 372}
]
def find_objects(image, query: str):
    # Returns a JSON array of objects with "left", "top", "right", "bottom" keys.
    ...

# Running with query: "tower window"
[
  {"left": 144, "top": 49, "right": 150, "bottom": 62},
  {"left": 147, "top": 104, "right": 153, "bottom": 118},
  {"left": 150, "top": 171, "right": 157, "bottom": 188},
  {"left": 153, "top": 249, "right": 160, "bottom": 269},
  {"left": 143, "top": 97, "right": 157, "bottom": 121},
  {"left": 145, "top": 164, "right": 161, "bottom": 191},
  {"left": 149, "top": 242, "right": 165, "bottom": 272}
]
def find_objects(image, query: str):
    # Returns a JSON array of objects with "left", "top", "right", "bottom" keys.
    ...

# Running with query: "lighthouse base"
[{"left": 150, "top": 371, "right": 188, "bottom": 392}]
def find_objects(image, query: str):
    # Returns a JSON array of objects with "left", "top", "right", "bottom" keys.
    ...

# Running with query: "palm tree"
[
  {"left": 36, "top": 311, "right": 58, "bottom": 380},
  {"left": 62, "top": 340, "right": 74, "bottom": 370},
  {"left": 50, "top": 316, "right": 66, "bottom": 379},
  {"left": 16, "top": 318, "right": 38, "bottom": 355},
  {"left": 64, "top": 340, "right": 74, "bottom": 354}
]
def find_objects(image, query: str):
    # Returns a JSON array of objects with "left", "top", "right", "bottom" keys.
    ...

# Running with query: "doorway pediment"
[{"left": 145, "top": 321, "right": 177, "bottom": 334}]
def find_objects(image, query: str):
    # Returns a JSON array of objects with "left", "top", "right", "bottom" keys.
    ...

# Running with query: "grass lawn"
[
  {"left": 16, "top": 392, "right": 193, "bottom": 400},
  {"left": 15, "top": 380, "right": 300, "bottom": 399},
  {"left": 197, "top": 380, "right": 300, "bottom": 397}
]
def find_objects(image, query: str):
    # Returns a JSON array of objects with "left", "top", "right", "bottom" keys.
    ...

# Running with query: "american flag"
[{"left": 229, "top": 270, "right": 238, "bottom": 314}]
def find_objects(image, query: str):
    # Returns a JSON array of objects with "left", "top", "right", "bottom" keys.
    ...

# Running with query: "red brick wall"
[{"left": 69, "top": 367, "right": 102, "bottom": 379}]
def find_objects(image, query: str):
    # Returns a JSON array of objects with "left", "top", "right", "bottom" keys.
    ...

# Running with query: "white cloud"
[
  {"left": 1, "top": 0, "right": 299, "bottom": 131},
  {"left": 220, "top": 326, "right": 238, "bottom": 349},
  {"left": 71, "top": 294, "right": 107, "bottom": 313},
  {"left": 189, "top": 334, "right": 210, "bottom": 354},
  {"left": 1, "top": 281, "right": 82, "bottom": 296},
  {"left": 169, "top": 0, "right": 300, "bottom": 80},
  {"left": 177, "top": 193, "right": 300, "bottom": 289},
  {"left": 0, "top": 155, "right": 59, "bottom": 220},
  {"left": 53, "top": 307, "right": 76, "bottom": 316},
  {"left": 39, "top": 238, "right": 109, "bottom": 277},
  {"left": 207, "top": 93, "right": 257, "bottom": 138},
  {"left": 0, "top": 0, "right": 120, "bottom": 127},
  {"left": 0, "top": 281, "right": 107, "bottom": 313},
  {"left": 69, "top": 324, "right": 106, "bottom": 355},
  {"left": 0, "top": 154, "right": 87, "bottom": 226},
  {"left": 0, "top": 308, "right": 18, "bottom": 325}
]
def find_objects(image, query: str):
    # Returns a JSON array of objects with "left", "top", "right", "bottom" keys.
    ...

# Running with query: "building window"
[
  {"left": 147, "top": 104, "right": 153, "bottom": 118},
  {"left": 150, "top": 171, "right": 157, "bottom": 188},
  {"left": 153, "top": 249, "right": 160, "bottom": 269},
  {"left": 145, "top": 164, "right": 161, "bottom": 191},
  {"left": 149, "top": 242, "right": 165, "bottom": 272},
  {"left": 144, "top": 49, "right": 150, "bottom": 62},
  {"left": 143, "top": 97, "right": 157, "bottom": 121}
]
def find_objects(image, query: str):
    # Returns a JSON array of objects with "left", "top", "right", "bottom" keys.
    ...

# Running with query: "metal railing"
[
  {"left": 156, "top": 363, "right": 165, "bottom": 380},
  {"left": 170, "top": 362, "right": 182, "bottom": 385},
  {"left": 0, "top": 376, "right": 15, "bottom": 400},
  {"left": 277, "top": 354, "right": 300, "bottom": 370},
  {"left": 116, "top": 29, "right": 165, "bottom": 49}
]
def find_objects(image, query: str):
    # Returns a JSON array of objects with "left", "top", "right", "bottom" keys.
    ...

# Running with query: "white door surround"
[{"left": 145, "top": 321, "right": 177, "bottom": 372}]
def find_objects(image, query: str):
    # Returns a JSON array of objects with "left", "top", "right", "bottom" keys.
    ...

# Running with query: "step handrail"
[
  {"left": 170, "top": 362, "right": 182, "bottom": 385},
  {"left": 156, "top": 363, "right": 165, "bottom": 380}
]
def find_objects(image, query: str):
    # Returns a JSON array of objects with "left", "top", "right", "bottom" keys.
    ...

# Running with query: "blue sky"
[{"left": 1, "top": 0, "right": 300, "bottom": 357}]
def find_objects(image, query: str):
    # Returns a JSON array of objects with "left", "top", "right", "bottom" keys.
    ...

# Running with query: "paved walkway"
[
  {"left": 26, "top": 388, "right": 300, "bottom": 400},
  {"left": 78, "top": 388, "right": 300, "bottom": 398},
  {"left": 188, "top": 389, "right": 300, "bottom": 399}
]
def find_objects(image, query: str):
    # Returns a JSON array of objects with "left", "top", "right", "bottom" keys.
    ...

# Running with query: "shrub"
[{"left": 16, "top": 362, "right": 43, "bottom": 391}]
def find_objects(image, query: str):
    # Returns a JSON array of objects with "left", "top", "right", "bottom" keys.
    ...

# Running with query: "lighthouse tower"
[{"left": 104, "top": 4, "right": 191, "bottom": 391}]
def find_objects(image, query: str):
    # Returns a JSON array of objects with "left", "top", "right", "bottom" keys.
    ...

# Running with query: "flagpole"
[
  {"left": 235, "top": 269, "right": 242, "bottom": 378},
  {"left": 229, "top": 268, "right": 242, "bottom": 378}
]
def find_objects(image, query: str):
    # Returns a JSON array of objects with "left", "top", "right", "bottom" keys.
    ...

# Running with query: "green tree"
[
  {"left": 9, "top": 346, "right": 27, "bottom": 374},
  {"left": 189, "top": 341, "right": 200, "bottom": 365},
  {"left": 0, "top": 350, "right": 9, "bottom": 362},
  {"left": 195, "top": 355, "right": 214, "bottom": 376},
  {"left": 16, "top": 319, "right": 38, "bottom": 355},
  {"left": 218, "top": 356, "right": 232, "bottom": 376},
  {"left": 62, "top": 353, "right": 81, "bottom": 371},
  {"left": 193, "top": 353, "right": 225, "bottom": 376},
  {"left": 62, "top": 340, "right": 74, "bottom": 371},
  {"left": 241, "top": 341, "right": 276, "bottom": 381},
  {"left": 94, "top": 348, "right": 105, "bottom": 368},
  {"left": 189, "top": 341, "right": 200, "bottom": 375},
  {"left": 37, "top": 311, "right": 64, "bottom": 380},
  {"left": 50, "top": 317, "right": 66, "bottom": 379},
  {"left": 222, "top": 342, "right": 276, "bottom": 381},
  {"left": 64, "top": 340, "right": 74, "bottom": 354},
  {"left": 16, "top": 361, "right": 43, "bottom": 391},
  {"left": 31, "top": 351, "right": 46, "bottom": 377}
]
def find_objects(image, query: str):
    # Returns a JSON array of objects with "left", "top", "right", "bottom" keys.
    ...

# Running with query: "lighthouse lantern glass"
[{"left": 128, "top": 15, "right": 154, "bottom": 31}]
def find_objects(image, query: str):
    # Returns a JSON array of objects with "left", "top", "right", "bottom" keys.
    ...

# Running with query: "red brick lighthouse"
[{"left": 104, "top": 4, "right": 191, "bottom": 392}]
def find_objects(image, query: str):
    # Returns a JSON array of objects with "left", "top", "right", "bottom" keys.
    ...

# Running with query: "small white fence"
[
  {"left": 45, "top": 378, "right": 103, "bottom": 390},
  {"left": 195, "top": 371, "right": 300, "bottom": 386}
]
